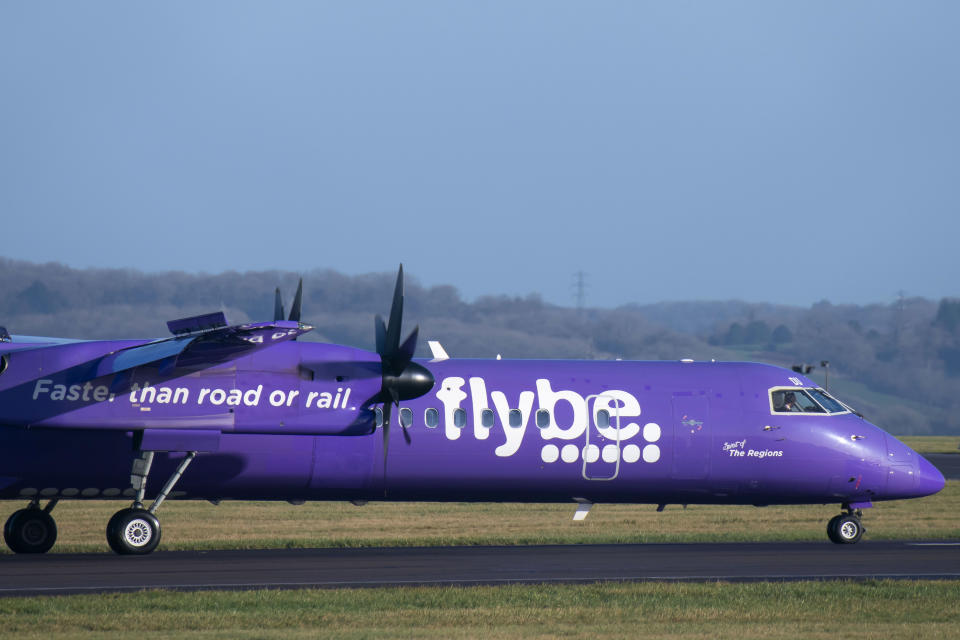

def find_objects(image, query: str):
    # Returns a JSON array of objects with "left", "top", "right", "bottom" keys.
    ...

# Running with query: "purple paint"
[{"left": 0, "top": 292, "right": 945, "bottom": 553}]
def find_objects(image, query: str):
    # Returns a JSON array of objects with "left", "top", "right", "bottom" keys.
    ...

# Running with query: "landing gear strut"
[
  {"left": 4, "top": 499, "right": 58, "bottom": 554},
  {"left": 827, "top": 506, "right": 864, "bottom": 544},
  {"left": 106, "top": 450, "right": 197, "bottom": 555}
]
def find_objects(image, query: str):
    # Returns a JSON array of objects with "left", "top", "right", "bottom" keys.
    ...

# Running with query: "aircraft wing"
[{"left": 93, "top": 318, "right": 311, "bottom": 378}]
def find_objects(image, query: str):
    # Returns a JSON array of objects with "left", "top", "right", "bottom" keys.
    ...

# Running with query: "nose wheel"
[
  {"left": 827, "top": 510, "right": 864, "bottom": 544},
  {"left": 106, "top": 449, "right": 197, "bottom": 555},
  {"left": 106, "top": 508, "right": 161, "bottom": 555}
]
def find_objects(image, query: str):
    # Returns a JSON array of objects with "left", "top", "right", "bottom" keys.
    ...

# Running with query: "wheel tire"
[
  {"left": 4, "top": 508, "right": 57, "bottom": 554},
  {"left": 826, "top": 515, "right": 843, "bottom": 544},
  {"left": 827, "top": 514, "right": 862, "bottom": 544},
  {"left": 106, "top": 508, "right": 161, "bottom": 555}
]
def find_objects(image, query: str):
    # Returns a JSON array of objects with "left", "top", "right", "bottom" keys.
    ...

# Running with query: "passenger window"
[
  {"left": 399, "top": 407, "right": 413, "bottom": 428},
  {"left": 375, "top": 406, "right": 383, "bottom": 428},
  {"left": 536, "top": 409, "right": 550, "bottom": 429},
  {"left": 424, "top": 408, "right": 439, "bottom": 428},
  {"left": 596, "top": 409, "right": 610, "bottom": 428},
  {"left": 481, "top": 409, "right": 495, "bottom": 428},
  {"left": 509, "top": 409, "right": 522, "bottom": 428},
  {"left": 453, "top": 408, "right": 467, "bottom": 428}
]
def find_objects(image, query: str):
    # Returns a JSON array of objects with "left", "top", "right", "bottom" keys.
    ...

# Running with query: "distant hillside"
[{"left": 2, "top": 257, "right": 959, "bottom": 436}]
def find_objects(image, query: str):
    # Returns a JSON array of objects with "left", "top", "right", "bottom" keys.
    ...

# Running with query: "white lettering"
[
  {"left": 243, "top": 385, "right": 261, "bottom": 406},
  {"left": 492, "top": 390, "right": 535, "bottom": 457},
  {"left": 32, "top": 379, "right": 51, "bottom": 400},
  {"left": 436, "top": 377, "right": 467, "bottom": 440},
  {"left": 534, "top": 379, "right": 587, "bottom": 440},
  {"left": 593, "top": 391, "right": 641, "bottom": 441},
  {"left": 470, "top": 377, "right": 490, "bottom": 440},
  {"left": 269, "top": 390, "right": 286, "bottom": 407}
]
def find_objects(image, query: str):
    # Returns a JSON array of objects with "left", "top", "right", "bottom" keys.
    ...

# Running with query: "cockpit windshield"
[
  {"left": 770, "top": 387, "right": 851, "bottom": 415},
  {"left": 808, "top": 388, "right": 848, "bottom": 413}
]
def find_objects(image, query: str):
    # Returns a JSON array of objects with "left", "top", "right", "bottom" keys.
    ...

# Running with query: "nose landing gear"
[
  {"left": 827, "top": 507, "right": 864, "bottom": 544},
  {"left": 106, "top": 450, "right": 197, "bottom": 555},
  {"left": 107, "top": 508, "right": 161, "bottom": 555}
]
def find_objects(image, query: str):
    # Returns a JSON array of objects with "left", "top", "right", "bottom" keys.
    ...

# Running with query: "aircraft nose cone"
[
  {"left": 916, "top": 455, "right": 946, "bottom": 497},
  {"left": 882, "top": 435, "right": 946, "bottom": 499}
]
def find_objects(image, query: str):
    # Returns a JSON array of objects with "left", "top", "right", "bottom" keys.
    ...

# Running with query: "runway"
[
  {"left": 1, "top": 541, "right": 958, "bottom": 596},
  {"left": 927, "top": 454, "right": 960, "bottom": 480}
]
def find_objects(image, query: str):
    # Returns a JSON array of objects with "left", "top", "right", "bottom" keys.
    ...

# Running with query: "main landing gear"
[
  {"left": 106, "top": 450, "right": 197, "bottom": 555},
  {"left": 827, "top": 506, "right": 865, "bottom": 544},
  {"left": 4, "top": 499, "right": 58, "bottom": 554},
  {"left": 2, "top": 450, "right": 197, "bottom": 555}
]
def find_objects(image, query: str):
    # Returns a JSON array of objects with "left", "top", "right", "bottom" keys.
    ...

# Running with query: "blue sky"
[{"left": 2, "top": 2, "right": 957, "bottom": 308}]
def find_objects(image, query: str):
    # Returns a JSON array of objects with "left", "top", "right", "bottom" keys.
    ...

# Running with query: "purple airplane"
[{"left": 0, "top": 267, "right": 945, "bottom": 555}]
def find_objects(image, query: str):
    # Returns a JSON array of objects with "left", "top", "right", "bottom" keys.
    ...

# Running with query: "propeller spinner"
[{"left": 375, "top": 265, "right": 434, "bottom": 462}]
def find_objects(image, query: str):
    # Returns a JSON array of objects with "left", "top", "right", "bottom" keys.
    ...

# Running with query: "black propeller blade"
[
  {"left": 273, "top": 278, "right": 304, "bottom": 323},
  {"left": 376, "top": 265, "right": 434, "bottom": 467},
  {"left": 288, "top": 279, "right": 303, "bottom": 323},
  {"left": 273, "top": 288, "right": 285, "bottom": 322}
]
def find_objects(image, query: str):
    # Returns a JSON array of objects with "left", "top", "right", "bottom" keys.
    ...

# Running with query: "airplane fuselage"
[{"left": 0, "top": 340, "right": 943, "bottom": 509}]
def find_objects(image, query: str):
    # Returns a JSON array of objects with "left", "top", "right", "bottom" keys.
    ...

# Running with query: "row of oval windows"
[{"left": 374, "top": 407, "right": 621, "bottom": 430}]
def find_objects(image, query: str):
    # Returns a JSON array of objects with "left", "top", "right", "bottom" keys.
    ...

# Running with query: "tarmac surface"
[
  {"left": 927, "top": 453, "right": 960, "bottom": 479},
  {"left": 1, "top": 541, "right": 958, "bottom": 596}
]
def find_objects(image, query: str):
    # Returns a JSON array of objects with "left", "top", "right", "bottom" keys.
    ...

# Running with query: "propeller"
[
  {"left": 273, "top": 289, "right": 285, "bottom": 322},
  {"left": 375, "top": 265, "right": 435, "bottom": 466},
  {"left": 288, "top": 279, "right": 303, "bottom": 323},
  {"left": 273, "top": 279, "right": 304, "bottom": 323}
]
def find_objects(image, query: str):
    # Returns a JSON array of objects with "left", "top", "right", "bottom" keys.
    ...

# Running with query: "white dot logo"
[
  {"left": 538, "top": 421, "right": 663, "bottom": 464},
  {"left": 643, "top": 422, "right": 661, "bottom": 442},
  {"left": 622, "top": 444, "right": 640, "bottom": 463},
  {"left": 582, "top": 444, "right": 600, "bottom": 463},
  {"left": 643, "top": 444, "right": 661, "bottom": 463},
  {"left": 602, "top": 444, "right": 620, "bottom": 463},
  {"left": 541, "top": 444, "right": 559, "bottom": 463}
]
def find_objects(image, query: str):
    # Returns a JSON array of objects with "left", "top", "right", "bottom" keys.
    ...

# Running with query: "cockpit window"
[
  {"left": 770, "top": 387, "right": 851, "bottom": 415},
  {"left": 771, "top": 388, "right": 824, "bottom": 413},
  {"left": 808, "top": 389, "right": 849, "bottom": 414}
]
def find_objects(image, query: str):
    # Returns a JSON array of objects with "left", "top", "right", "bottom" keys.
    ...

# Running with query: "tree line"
[{"left": 2, "top": 257, "right": 959, "bottom": 436}]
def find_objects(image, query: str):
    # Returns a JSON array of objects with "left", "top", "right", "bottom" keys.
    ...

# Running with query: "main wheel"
[
  {"left": 827, "top": 514, "right": 863, "bottom": 544},
  {"left": 4, "top": 508, "right": 57, "bottom": 554},
  {"left": 106, "top": 508, "right": 161, "bottom": 555}
]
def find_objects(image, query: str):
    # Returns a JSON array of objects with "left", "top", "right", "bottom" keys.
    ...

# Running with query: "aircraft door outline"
[{"left": 582, "top": 393, "right": 621, "bottom": 481}]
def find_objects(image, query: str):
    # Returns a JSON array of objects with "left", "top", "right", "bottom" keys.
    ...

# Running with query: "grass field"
[
  {"left": 0, "top": 436, "right": 955, "bottom": 638},
  {"left": 0, "top": 581, "right": 957, "bottom": 639},
  {"left": 0, "top": 435, "right": 954, "bottom": 553},
  {"left": 2, "top": 480, "right": 956, "bottom": 554},
  {"left": 900, "top": 435, "right": 960, "bottom": 453}
]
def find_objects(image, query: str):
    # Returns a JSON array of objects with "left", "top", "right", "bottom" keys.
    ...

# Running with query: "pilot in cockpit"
[{"left": 773, "top": 391, "right": 800, "bottom": 412}]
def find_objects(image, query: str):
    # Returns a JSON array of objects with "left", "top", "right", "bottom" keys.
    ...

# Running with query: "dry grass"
[
  {"left": 900, "top": 435, "right": 960, "bottom": 454},
  {"left": 0, "top": 581, "right": 958, "bottom": 639},
  {"left": 1, "top": 435, "right": 953, "bottom": 553},
  {"left": 1, "top": 480, "right": 956, "bottom": 554}
]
